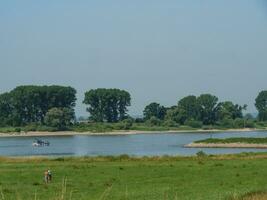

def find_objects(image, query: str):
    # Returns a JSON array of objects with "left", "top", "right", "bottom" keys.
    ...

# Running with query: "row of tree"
[
  {"left": 0, "top": 86, "right": 77, "bottom": 126},
  {"left": 0, "top": 85, "right": 267, "bottom": 128},
  {"left": 0, "top": 86, "right": 131, "bottom": 127},
  {"left": 143, "top": 94, "right": 247, "bottom": 126}
]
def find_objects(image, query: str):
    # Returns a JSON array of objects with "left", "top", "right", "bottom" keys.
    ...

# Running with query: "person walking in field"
[{"left": 44, "top": 170, "right": 49, "bottom": 184}]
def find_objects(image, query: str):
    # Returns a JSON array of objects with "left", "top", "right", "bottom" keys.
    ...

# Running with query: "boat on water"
[{"left": 32, "top": 139, "right": 50, "bottom": 147}]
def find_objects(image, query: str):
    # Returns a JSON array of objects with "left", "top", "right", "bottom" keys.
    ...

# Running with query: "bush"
[
  {"left": 245, "top": 119, "right": 255, "bottom": 128},
  {"left": 44, "top": 107, "right": 75, "bottom": 130},
  {"left": 14, "top": 128, "right": 21, "bottom": 133},
  {"left": 184, "top": 120, "right": 203, "bottom": 128},
  {"left": 146, "top": 116, "right": 161, "bottom": 126},
  {"left": 256, "top": 121, "right": 266, "bottom": 127},
  {"left": 233, "top": 118, "right": 245, "bottom": 128},
  {"left": 115, "top": 119, "right": 133, "bottom": 130},
  {"left": 135, "top": 118, "right": 145, "bottom": 123},
  {"left": 196, "top": 150, "right": 207, "bottom": 157},
  {"left": 23, "top": 124, "right": 38, "bottom": 132},
  {"left": 217, "top": 118, "right": 234, "bottom": 129},
  {"left": 163, "top": 119, "right": 179, "bottom": 127}
]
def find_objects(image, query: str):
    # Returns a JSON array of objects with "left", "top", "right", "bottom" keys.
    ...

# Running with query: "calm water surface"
[{"left": 0, "top": 131, "right": 267, "bottom": 157}]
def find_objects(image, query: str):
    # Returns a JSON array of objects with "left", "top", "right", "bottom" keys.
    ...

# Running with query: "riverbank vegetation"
[
  {"left": 195, "top": 137, "right": 267, "bottom": 144},
  {"left": 0, "top": 85, "right": 267, "bottom": 133},
  {"left": 0, "top": 153, "right": 267, "bottom": 199}
]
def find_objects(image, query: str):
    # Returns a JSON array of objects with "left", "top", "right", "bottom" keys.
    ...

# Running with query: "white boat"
[{"left": 32, "top": 139, "right": 50, "bottom": 147}]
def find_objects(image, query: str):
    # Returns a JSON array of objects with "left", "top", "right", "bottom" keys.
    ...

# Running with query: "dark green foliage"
[
  {"left": 163, "top": 119, "right": 179, "bottom": 127},
  {"left": 197, "top": 94, "right": 219, "bottom": 125},
  {"left": 115, "top": 118, "right": 134, "bottom": 130},
  {"left": 83, "top": 88, "right": 131, "bottom": 122},
  {"left": 196, "top": 150, "right": 207, "bottom": 157},
  {"left": 195, "top": 137, "right": 267, "bottom": 144},
  {"left": 184, "top": 120, "right": 203, "bottom": 128},
  {"left": 146, "top": 116, "right": 162, "bottom": 126},
  {"left": 255, "top": 90, "right": 267, "bottom": 121},
  {"left": 44, "top": 107, "right": 75, "bottom": 130},
  {"left": 164, "top": 94, "right": 251, "bottom": 127},
  {"left": 143, "top": 102, "right": 166, "bottom": 120},
  {"left": 245, "top": 119, "right": 255, "bottom": 128},
  {"left": 217, "top": 101, "right": 246, "bottom": 120},
  {"left": 217, "top": 118, "right": 234, "bottom": 128},
  {"left": 0, "top": 85, "right": 76, "bottom": 126},
  {"left": 233, "top": 118, "right": 246, "bottom": 128},
  {"left": 177, "top": 95, "right": 200, "bottom": 122}
]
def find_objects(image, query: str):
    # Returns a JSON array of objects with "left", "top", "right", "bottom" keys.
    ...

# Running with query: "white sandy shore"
[
  {"left": 185, "top": 142, "right": 267, "bottom": 149},
  {"left": 0, "top": 128, "right": 265, "bottom": 137}
]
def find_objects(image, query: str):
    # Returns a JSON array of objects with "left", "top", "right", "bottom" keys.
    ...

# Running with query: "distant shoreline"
[
  {"left": 0, "top": 128, "right": 266, "bottom": 137},
  {"left": 185, "top": 142, "right": 267, "bottom": 149}
]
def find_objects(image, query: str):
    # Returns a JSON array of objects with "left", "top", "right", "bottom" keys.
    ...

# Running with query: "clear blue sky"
[{"left": 0, "top": 0, "right": 267, "bottom": 116}]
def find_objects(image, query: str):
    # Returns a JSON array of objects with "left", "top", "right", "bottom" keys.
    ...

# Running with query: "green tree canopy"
[
  {"left": 255, "top": 90, "right": 267, "bottom": 121},
  {"left": 0, "top": 85, "right": 76, "bottom": 126},
  {"left": 44, "top": 107, "right": 75, "bottom": 130},
  {"left": 143, "top": 102, "right": 166, "bottom": 120},
  {"left": 177, "top": 95, "right": 200, "bottom": 121},
  {"left": 165, "top": 106, "right": 187, "bottom": 124},
  {"left": 217, "top": 101, "right": 246, "bottom": 120},
  {"left": 83, "top": 88, "right": 131, "bottom": 122},
  {"left": 197, "top": 94, "right": 219, "bottom": 125}
]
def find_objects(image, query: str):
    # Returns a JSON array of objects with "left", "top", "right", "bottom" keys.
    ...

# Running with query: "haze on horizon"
[{"left": 0, "top": 0, "right": 267, "bottom": 117}]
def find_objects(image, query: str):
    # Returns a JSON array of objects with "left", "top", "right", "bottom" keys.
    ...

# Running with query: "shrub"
[
  {"left": 256, "top": 121, "right": 266, "bottom": 127},
  {"left": 233, "top": 118, "right": 245, "bottom": 128},
  {"left": 146, "top": 116, "right": 161, "bottom": 126},
  {"left": 44, "top": 107, "right": 75, "bottom": 130},
  {"left": 135, "top": 118, "right": 145, "bottom": 123},
  {"left": 245, "top": 119, "right": 255, "bottom": 128},
  {"left": 115, "top": 119, "right": 133, "bottom": 130},
  {"left": 196, "top": 150, "right": 207, "bottom": 157},
  {"left": 184, "top": 120, "right": 203, "bottom": 128},
  {"left": 163, "top": 119, "right": 179, "bottom": 127},
  {"left": 217, "top": 118, "right": 234, "bottom": 128},
  {"left": 23, "top": 124, "right": 38, "bottom": 132},
  {"left": 14, "top": 128, "right": 21, "bottom": 133}
]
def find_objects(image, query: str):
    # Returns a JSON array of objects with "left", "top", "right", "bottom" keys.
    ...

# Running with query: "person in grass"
[{"left": 44, "top": 170, "right": 49, "bottom": 184}]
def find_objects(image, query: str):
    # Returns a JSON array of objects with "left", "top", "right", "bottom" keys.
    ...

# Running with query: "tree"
[
  {"left": 217, "top": 101, "right": 246, "bottom": 120},
  {"left": 165, "top": 106, "right": 187, "bottom": 124},
  {"left": 177, "top": 95, "right": 200, "bottom": 121},
  {"left": 0, "top": 85, "right": 77, "bottom": 126},
  {"left": 255, "top": 90, "right": 267, "bottom": 121},
  {"left": 0, "top": 93, "right": 13, "bottom": 126},
  {"left": 143, "top": 102, "right": 166, "bottom": 120},
  {"left": 44, "top": 107, "right": 75, "bottom": 130},
  {"left": 197, "top": 94, "right": 219, "bottom": 125},
  {"left": 146, "top": 116, "right": 161, "bottom": 126},
  {"left": 83, "top": 88, "right": 131, "bottom": 122}
]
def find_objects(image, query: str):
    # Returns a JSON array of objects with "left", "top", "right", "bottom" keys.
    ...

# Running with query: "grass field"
[
  {"left": 0, "top": 154, "right": 267, "bottom": 200},
  {"left": 195, "top": 137, "right": 267, "bottom": 144}
]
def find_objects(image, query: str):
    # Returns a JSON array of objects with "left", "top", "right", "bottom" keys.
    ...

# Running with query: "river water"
[{"left": 0, "top": 131, "right": 267, "bottom": 157}]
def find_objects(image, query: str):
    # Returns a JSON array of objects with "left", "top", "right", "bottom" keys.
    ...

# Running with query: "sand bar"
[
  {"left": 0, "top": 128, "right": 265, "bottom": 137},
  {"left": 185, "top": 142, "right": 267, "bottom": 149}
]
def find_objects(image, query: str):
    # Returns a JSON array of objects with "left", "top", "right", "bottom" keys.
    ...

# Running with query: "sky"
[{"left": 0, "top": 0, "right": 267, "bottom": 117}]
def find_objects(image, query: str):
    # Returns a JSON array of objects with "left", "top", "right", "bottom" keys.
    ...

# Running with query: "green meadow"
[{"left": 0, "top": 154, "right": 267, "bottom": 200}]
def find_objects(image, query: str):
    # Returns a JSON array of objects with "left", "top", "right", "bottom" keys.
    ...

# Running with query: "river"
[{"left": 0, "top": 131, "right": 267, "bottom": 157}]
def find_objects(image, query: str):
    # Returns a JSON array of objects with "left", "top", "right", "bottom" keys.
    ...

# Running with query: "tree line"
[{"left": 0, "top": 85, "right": 267, "bottom": 129}]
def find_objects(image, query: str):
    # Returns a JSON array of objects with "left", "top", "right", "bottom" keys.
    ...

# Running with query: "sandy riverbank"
[
  {"left": 185, "top": 142, "right": 267, "bottom": 149},
  {"left": 0, "top": 128, "right": 265, "bottom": 137}
]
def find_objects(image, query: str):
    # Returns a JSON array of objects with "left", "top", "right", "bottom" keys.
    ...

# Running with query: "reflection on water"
[{"left": 0, "top": 131, "right": 267, "bottom": 156}]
